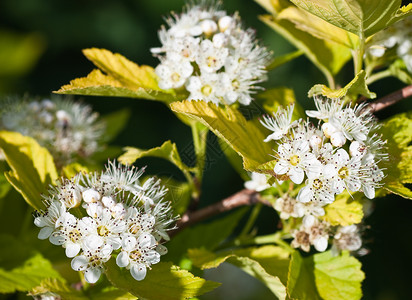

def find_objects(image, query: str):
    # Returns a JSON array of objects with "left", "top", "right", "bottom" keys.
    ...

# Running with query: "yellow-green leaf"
[
  {"left": 188, "top": 246, "right": 290, "bottom": 300},
  {"left": 170, "top": 101, "right": 274, "bottom": 171},
  {"left": 119, "top": 140, "right": 192, "bottom": 177},
  {"left": 30, "top": 278, "right": 88, "bottom": 300},
  {"left": 61, "top": 163, "right": 89, "bottom": 179},
  {"left": 267, "top": 49, "right": 304, "bottom": 70},
  {"left": 105, "top": 260, "right": 220, "bottom": 300},
  {"left": 290, "top": 0, "right": 412, "bottom": 37},
  {"left": 259, "top": 14, "right": 351, "bottom": 83},
  {"left": 314, "top": 250, "right": 365, "bottom": 300},
  {"left": 321, "top": 192, "right": 363, "bottom": 226},
  {"left": 308, "top": 70, "right": 376, "bottom": 100},
  {"left": 277, "top": 6, "right": 358, "bottom": 49},
  {"left": 380, "top": 112, "right": 412, "bottom": 199},
  {"left": 0, "top": 131, "right": 58, "bottom": 210},
  {"left": 56, "top": 48, "right": 179, "bottom": 103}
]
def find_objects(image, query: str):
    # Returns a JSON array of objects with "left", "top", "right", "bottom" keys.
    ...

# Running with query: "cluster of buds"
[
  {"left": 0, "top": 96, "right": 105, "bottom": 167},
  {"left": 34, "top": 162, "right": 175, "bottom": 283},
  {"left": 366, "top": 16, "right": 412, "bottom": 73},
  {"left": 151, "top": 1, "right": 271, "bottom": 105},
  {"left": 246, "top": 96, "right": 387, "bottom": 253}
]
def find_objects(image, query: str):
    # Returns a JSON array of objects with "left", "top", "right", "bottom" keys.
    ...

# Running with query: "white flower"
[
  {"left": 274, "top": 195, "right": 304, "bottom": 219},
  {"left": 116, "top": 234, "right": 160, "bottom": 281},
  {"left": 260, "top": 104, "right": 295, "bottom": 142},
  {"left": 155, "top": 55, "right": 194, "bottom": 90},
  {"left": 324, "top": 149, "right": 362, "bottom": 194},
  {"left": 359, "top": 162, "right": 385, "bottom": 199},
  {"left": 34, "top": 201, "right": 67, "bottom": 240},
  {"left": 71, "top": 244, "right": 112, "bottom": 283},
  {"left": 297, "top": 167, "right": 335, "bottom": 205},
  {"left": 306, "top": 97, "right": 343, "bottom": 120},
  {"left": 186, "top": 73, "right": 221, "bottom": 104},
  {"left": 274, "top": 139, "right": 322, "bottom": 184},
  {"left": 333, "top": 225, "right": 362, "bottom": 252},
  {"left": 244, "top": 172, "right": 271, "bottom": 192}
]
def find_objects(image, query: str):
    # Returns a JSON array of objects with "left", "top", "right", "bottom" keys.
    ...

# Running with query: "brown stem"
[
  {"left": 368, "top": 84, "right": 412, "bottom": 112},
  {"left": 169, "top": 189, "right": 271, "bottom": 237}
]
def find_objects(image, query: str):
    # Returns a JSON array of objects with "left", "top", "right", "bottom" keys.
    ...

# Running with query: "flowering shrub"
[{"left": 0, "top": 0, "right": 411, "bottom": 300}]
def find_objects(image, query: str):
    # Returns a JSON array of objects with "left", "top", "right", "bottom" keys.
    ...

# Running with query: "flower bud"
[
  {"left": 200, "top": 20, "right": 217, "bottom": 36},
  {"left": 218, "top": 16, "right": 233, "bottom": 32},
  {"left": 82, "top": 188, "right": 101, "bottom": 203},
  {"left": 321, "top": 122, "right": 337, "bottom": 138},
  {"left": 330, "top": 131, "right": 347, "bottom": 147}
]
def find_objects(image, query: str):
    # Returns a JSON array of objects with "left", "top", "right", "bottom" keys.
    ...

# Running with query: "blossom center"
[
  {"left": 338, "top": 167, "right": 350, "bottom": 179},
  {"left": 68, "top": 229, "right": 82, "bottom": 242},
  {"left": 201, "top": 85, "right": 213, "bottom": 96},
  {"left": 206, "top": 56, "right": 217, "bottom": 68},
  {"left": 97, "top": 225, "right": 110, "bottom": 237},
  {"left": 232, "top": 79, "right": 240, "bottom": 89},
  {"left": 313, "top": 179, "right": 323, "bottom": 190},
  {"left": 171, "top": 72, "right": 181, "bottom": 83},
  {"left": 129, "top": 223, "right": 141, "bottom": 235},
  {"left": 290, "top": 155, "right": 300, "bottom": 166},
  {"left": 130, "top": 249, "right": 142, "bottom": 260}
]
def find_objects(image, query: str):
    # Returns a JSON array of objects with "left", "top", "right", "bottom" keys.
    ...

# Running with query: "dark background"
[{"left": 0, "top": 0, "right": 411, "bottom": 299}]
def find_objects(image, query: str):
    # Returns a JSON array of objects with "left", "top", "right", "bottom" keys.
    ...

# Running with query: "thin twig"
[
  {"left": 368, "top": 84, "right": 412, "bottom": 112},
  {"left": 169, "top": 189, "right": 272, "bottom": 237}
]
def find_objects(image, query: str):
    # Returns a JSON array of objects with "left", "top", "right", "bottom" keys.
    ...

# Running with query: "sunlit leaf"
[
  {"left": 119, "top": 140, "right": 192, "bottom": 177},
  {"left": 105, "top": 260, "right": 220, "bottom": 300},
  {"left": 380, "top": 112, "right": 412, "bottom": 199},
  {"left": 321, "top": 192, "right": 363, "bottom": 226},
  {"left": 267, "top": 49, "right": 304, "bottom": 70},
  {"left": 290, "top": 0, "right": 412, "bottom": 37},
  {"left": 0, "top": 252, "right": 62, "bottom": 293},
  {"left": 314, "top": 250, "right": 365, "bottom": 300},
  {"left": 308, "top": 70, "right": 376, "bottom": 100},
  {"left": 388, "top": 59, "right": 412, "bottom": 85},
  {"left": 258, "top": 13, "right": 351, "bottom": 81},
  {"left": 171, "top": 101, "right": 274, "bottom": 171},
  {"left": 287, "top": 251, "right": 321, "bottom": 300},
  {"left": 277, "top": 6, "right": 358, "bottom": 49},
  {"left": 188, "top": 246, "right": 290, "bottom": 300},
  {"left": 61, "top": 163, "right": 89, "bottom": 179},
  {"left": 30, "top": 278, "right": 88, "bottom": 300},
  {"left": 0, "top": 131, "right": 58, "bottom": 210}
]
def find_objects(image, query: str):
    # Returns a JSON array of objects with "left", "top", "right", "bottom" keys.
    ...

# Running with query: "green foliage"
[
  {"left": 0, "top": 131, "right": 58, "bottom": 210},
  {"left": 314, "top": 251, "right": 365, "bottom": 300},
  {"left": 104, "top": 260, "right": 220, "bottom": 300},
  {"left": 380, "top": 112, "right": 412, "bottom": 199},
  {"left": 171, "top": 101, "right": 275, "bottom": 171},
  {"left": 61, "top": 163, "right": 89, "bottom": 179},
  {"left": 119, "top": 140, "right": 192, "bottom": 179},
  {"left": 30, "top": 278, "right": 89, "bottom": 300},
  {"left": 165, "top": 208, "right": 247, "bottom": 263},
  {"left": 257, "top": 0, "right": 352, "bottom": 83},
  {"left": 321, "top": 192, "right": 364, "bottom": 226},
  {"left": 188, "top": 246, "right": 290, "bottom": 300},
  {"left": 287, "top": 251, "right": 321, "bottom": 300},
  {"left": 0, "top": 234, "right": 62, "bottom": 293},
  {"left": 290, "top": 0, "right": 412, "bottom": 38},
  {"left": 56, "top": 48, "right": 179, "bottom": 103},
  {"left": 308, "top": 70, "right": 376, "bottom": 100},
  {"left": 267, "top": 49, "right": 304, "bottom": 70},
  {"left": 161, "top": 178, "right": 192, "bottom": 216}
]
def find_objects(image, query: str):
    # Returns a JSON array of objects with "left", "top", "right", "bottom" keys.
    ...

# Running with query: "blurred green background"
[{"left": 0, "top": 0, "right": 411, "bottom": 299}]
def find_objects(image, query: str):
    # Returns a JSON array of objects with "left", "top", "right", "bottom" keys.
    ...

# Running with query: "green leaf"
[
  {"left": 277, "top": 6, "right": 358, "bottom": 49},
  {"left": 165, "top": 208, "right": 247, "bottom": 263},
  {"left": 308, "top": 70, "right": 376, "bottom": 99},
  {"left": 105, "top": 260, "right": 220, "bottom": 300},
  {"left": 55, "top": 69, "right": 177, "bottom": 103},
  {"left": 0, "top": 252, "right": 62, "bottom": 293},
  {"left": 55, "top": 48, "right": 180, "bottom": 103},
  {"left": 161, "top": 177, "right": 192, "bottom": 216},
  {"left": 188, "top": 246, "right": 290, "bottom": 300},
  {"left": 388, "top": 59, "right": 412, "bottom": 84},
  {"left": 170, "top": 101, "right": 274, "bottom": 171},
  {"left": 61, "top": 163, "right": 89, "bottom": 179},
  {"left": 380, "top": 112, "right": 412, "bottom": 199},
  {"left": 287, "top": 251, "right": 321, "bottom": 300},
  {"left": 101, "top": 108, "right": 131, "bottom": 143},
  {"left": 119, "top": 140, "right": 192, "bottom": 177},
  {"left": 314, "top": 251, "right": 365, "bottom": 300},
  {"left": 321, "top": 192, "right": 363, "bottom": 226},
  {"left": 290, "top": 0, "right": 412, "bottom": 37},
  {"left": 0, "top": 172, "right": 11, "bottom": 199},
  {"left": 30, "top": 278, "right": 89, "bottom": 300},
  {"left": 256, "top": 87, "right": 305, "bottom": 119},
  {"left": 218, "top": 138, "right": 249, "bottom": 181},
  {"left": 267, "top": 49, "right": 304, "bottom": 70},
  {"left": 258, "top": 13, "right": 351, "bottom": 82},
  {"left": 0, "top": 131, "right": 58, "bottom": 210}
]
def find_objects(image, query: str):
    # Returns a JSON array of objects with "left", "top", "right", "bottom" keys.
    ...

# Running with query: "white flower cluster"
[
  {"left": 251, "top": 96, "right": 387, "bottom": 252},
  {"left": 151, "top": 1, "right": 270, "bottom": 105},
  {"left": 0, "top": 96, "right": 105, "bottom": 167},
  {"left": 34, "top": 162, "right": 175, "bottom": 283},
  {"left": 367, "top": 16, "right": 412, "bottom": 73}
]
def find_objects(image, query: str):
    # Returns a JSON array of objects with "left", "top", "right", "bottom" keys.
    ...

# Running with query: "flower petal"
[
  {"left": 131, "top": 264, "right": 147, "bottom": 281},
  {"left": 84, "top": 267, "right": 102, "bottom": 284},
  {"left": 65, "top": 243, "right": 81, "bottom": 258},
  {"left": 71, "top": 255, "right": 88, "bottom": 271},
  {"left": 116, "top": 251, "right": 130, "bottom": 268},
  {"left": 38, "top": 227, "right": 53, "bottom": 240},
  {"left": 289, "top": 167, "right": 304, "bottom": 184}
]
